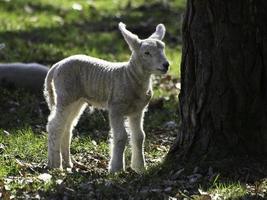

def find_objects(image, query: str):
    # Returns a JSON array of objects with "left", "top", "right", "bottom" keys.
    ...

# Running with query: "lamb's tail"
[{"left": 44, "top": 65, "right": 57, "bottom": 111}]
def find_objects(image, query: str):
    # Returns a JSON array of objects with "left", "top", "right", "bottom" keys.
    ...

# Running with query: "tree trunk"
[{"left": 169, "top": 0, "right": 267, "bottom": 161}]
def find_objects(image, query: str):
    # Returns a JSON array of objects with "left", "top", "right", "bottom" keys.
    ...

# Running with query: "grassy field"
[
  {"left": 0, "top": 0, "right": 182, "bottom": 77},
  {"left": 0, "top": 0, "right": 266, "bottom": 199}
]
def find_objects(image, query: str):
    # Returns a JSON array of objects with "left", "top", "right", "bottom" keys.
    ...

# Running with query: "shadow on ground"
[{"left": 35, "top": 157, "right": 267, "bottom": 199}]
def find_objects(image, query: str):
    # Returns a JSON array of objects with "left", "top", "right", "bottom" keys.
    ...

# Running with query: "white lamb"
[{"left": 44, "top": 22, "right": 169, "bottom": 173}]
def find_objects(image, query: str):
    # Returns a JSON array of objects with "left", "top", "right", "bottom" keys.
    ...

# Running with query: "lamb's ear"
[
  {"left": 119, "top": 22, "right": 140, "bottom": 51},
  {"left": 149, "top": 24, "right": 166, "bottom": 40}
]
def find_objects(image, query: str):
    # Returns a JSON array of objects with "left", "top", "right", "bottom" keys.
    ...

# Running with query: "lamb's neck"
[{"left": 126, "top": 54, "right": 152, "bottom": 92}]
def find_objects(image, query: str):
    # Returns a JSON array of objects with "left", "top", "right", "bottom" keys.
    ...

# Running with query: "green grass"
[
  {"left": 0, "top": 129, "right": 46, "bottom": 177},
  {"left": 0, "top": 100, "right": 265, "bottom": 200},
  {"left": 0, "top": 0, "right": 183, "bottom": 78},
  {"left": 208, "top": 182, "right": 247, "bottom": 199},
  {"left": 0, "top": 85, "right": 178, "bottom": 198}
]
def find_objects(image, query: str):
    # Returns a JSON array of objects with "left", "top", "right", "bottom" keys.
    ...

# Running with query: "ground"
[{"left": 0, "top": 0, "right": 266, "bottom": 199}]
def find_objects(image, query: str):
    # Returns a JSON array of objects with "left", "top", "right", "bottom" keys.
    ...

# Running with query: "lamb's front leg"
[
  {"left": 109, "top": 110, "right": 127, "bottom": 173},
  {"left": 128, "top": 110, "right": 146, "bottom": 173},
  {"left": 61, "top": 101, "right": 87, "bottom": 168}
]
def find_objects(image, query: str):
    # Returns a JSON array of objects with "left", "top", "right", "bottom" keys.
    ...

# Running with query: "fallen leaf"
[
  {"left": 38, "top": 173, "right": 52, "bottom": 183},
  {"left": 56, "top": 179, "right": 63, "bottom": 185},
  {"left": 0, "top": 143, "right": 5, "bottom": 153},
  {"left": 171, "top": 168, "right": 184, "bottom": 180},
  {"left": 164, "top": 187, "right": 172, "bottom": 192},
  {"left": 3, "top": 130, "right": 10, "bottom": 136},
  {"left": 199, "top": 195, "right": 212, "bottom": 200},
  {"left": 188, "top": 174, "right": 203, "bottom": 183}
]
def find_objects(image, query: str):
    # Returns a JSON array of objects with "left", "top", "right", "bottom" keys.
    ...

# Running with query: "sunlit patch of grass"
[
  {"left": 166, "top": 46, "right": 181, "bottom": 78},
  {"left": 72, "top": 135, "right": 109, "bottom": 157},
  {"left": 0, "top": 0, "right": 183, "bottom": 77},
  {"left": 171, "top": 0, "right": 187, "bottom": 8},
  {"left": 0, "top": 125, "right": 173, "bottom": 198},
  {"left": 207, "top": 182, "right": 248, "bottom": 199},
  {"left": 0, "top": 129, "right": 47, "bottom": 177}
]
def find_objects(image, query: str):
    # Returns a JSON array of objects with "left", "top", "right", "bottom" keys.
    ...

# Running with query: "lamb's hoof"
[
  {"left": 47, "top": 164, "right": 63, "bottom": 170},
  {"left": 63, "top": 161, "right": 73, "bottom": 169},
  {"left": 109, "top": 167, "right": 124, "bottom": 173},
  {"left": 48, "top": 161, "right": 63, "bottom": 170},
  {"left": 131, "top": 165, "right": 146, "bottom": 174},
  {"left": 109, "top": 165, "right": 124, "bottom": 173}
]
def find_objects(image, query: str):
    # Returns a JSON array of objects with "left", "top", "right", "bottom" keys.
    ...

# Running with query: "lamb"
[{"left": 44, "top": 22, "right": 170, "bottom": 173}]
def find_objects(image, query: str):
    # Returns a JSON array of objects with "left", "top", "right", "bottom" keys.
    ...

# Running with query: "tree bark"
[{"left": 169, "top": 0, "right": 267, "bottom": 161}]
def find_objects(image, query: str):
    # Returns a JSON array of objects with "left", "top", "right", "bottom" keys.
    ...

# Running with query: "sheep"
[
  {"left": 0, "top": 63, "right": 48, "bottom": 95},
  {"left": 0, "top": 43, "right": 49, "bottom": 95},
  {"left": 44, "top": 22, "right": 170, "bottom": 173}
]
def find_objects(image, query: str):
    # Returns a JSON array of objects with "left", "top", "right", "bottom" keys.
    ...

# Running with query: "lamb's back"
[
  {"left": 56, "top": 55, "right": 127, "bottom": 107},
  {"left": 61, "top": 54, "right": 125, "bottom": 70}
]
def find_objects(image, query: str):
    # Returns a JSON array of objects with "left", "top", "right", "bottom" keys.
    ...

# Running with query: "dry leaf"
[{"left": 38, "top": 173, "right": 52, "bottom": 183}]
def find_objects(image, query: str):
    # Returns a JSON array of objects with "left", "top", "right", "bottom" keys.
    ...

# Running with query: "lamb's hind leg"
[
  {"left": 109, "top": 110, "right": 127, "bottom": 172},
  {"left": 61, "top": 100, "right": 87, "bottom": 168},
  {"left": 47, "top": 106, "right": 69, "bottom": 169},
  {"left": 128, "top": 110, "right": 146, "bottom": 173}
]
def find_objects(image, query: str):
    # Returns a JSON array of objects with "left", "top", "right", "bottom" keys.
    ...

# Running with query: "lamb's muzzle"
[{"left": 44, "top": 22, "right": 170, "bottom": 173}]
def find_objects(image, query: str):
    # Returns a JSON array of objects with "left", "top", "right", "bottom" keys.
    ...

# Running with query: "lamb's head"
[{"left": 119, "top": 22, "right": 169, "bottom": 75}]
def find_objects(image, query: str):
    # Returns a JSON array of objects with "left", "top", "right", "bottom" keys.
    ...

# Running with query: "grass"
[
  {"left": 0, "top": 0, "right": 266, "bottom": 199},
  {"left": 0, "top": 0, "right": 183, "bottom": 77},
  {"left": 209, "top": 182, "right": 247, "bottom": 199},
  {"left": 0, "top": 129, "right": 45, "bottom": 176}
]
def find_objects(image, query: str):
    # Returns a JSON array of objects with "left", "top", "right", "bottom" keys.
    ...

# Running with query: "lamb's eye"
[{"left": 144, "top": 51, "right": 151, "bottom": 56}]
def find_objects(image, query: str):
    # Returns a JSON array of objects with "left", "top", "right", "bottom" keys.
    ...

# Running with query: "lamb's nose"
[{"left": 163, "top": 62, "right": 169, "bottom": 70}]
